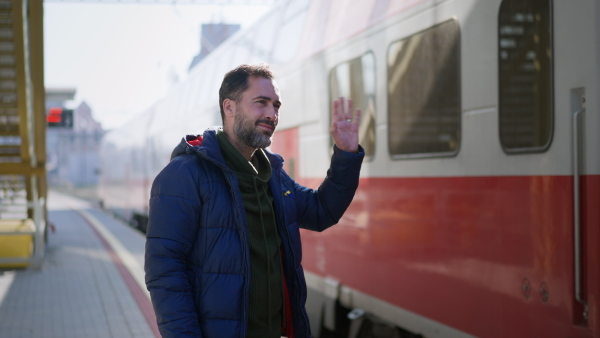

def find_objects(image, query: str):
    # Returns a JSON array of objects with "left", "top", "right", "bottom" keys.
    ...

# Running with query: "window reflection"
[
  {"left": 387, "top": 19, "right": 461, "bottom": 158},
  {"left": 330, "top": 53, "right": 376, "bottom": 158},
  {"left": 498, "top": 0, "right": 553, "bottom": 152}
]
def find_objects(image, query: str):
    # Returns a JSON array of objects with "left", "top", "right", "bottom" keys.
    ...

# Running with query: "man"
[{"left": 145, "top": 64, "right": 364, "bottom": 338}]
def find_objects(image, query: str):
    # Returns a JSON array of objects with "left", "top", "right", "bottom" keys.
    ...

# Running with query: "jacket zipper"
[
  {"left": 194, "top": 143, "right": 308, "bottom": 336},
  {"left": 195, "top": 147, "right": 251, "bottom": 337}
]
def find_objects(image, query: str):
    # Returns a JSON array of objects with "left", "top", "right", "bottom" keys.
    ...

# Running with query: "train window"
[
  {"left": 498, "top": 0, "right": 553, "bottom": 152},
  {"left": 329, "top": 52, "right": 376, "bottom": 158},
  {"left": 387, "top": 19, "right": 461, "bottom": 158}
]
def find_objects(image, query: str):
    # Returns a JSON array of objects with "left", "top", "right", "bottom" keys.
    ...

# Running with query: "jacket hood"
[{"left": 170, "top": 134, "right": 204, "bottom": 160}]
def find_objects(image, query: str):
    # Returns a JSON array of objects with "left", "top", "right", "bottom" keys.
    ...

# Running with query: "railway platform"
[{"left": 0, "top": 191, "right": 159, "bottom": 338}]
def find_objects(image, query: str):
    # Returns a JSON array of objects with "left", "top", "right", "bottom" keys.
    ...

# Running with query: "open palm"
[{"left": 330, "top": 97, "right": 361, "bottom": 153}]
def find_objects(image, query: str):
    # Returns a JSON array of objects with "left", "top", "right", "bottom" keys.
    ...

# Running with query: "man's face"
[{"left": 233, "top": 76, "right": 281, "bottom": 149}]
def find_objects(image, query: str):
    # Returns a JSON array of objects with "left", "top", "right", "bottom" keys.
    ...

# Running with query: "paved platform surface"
[{"left": 0, "top": 191, "right": 159, "bottom": 338}]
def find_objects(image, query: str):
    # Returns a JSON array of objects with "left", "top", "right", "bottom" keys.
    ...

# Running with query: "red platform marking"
[{"left": 78, "top": 212, "right": 161, "bottom": 338}]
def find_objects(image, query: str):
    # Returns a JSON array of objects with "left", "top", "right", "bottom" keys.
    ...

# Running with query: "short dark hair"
[{"left": 218, "top": 64, "right": 275, "bottom": 122}]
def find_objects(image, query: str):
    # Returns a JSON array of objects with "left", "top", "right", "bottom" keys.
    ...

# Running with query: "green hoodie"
[{"left": 217, "top": 130, "right": 283, "bottom": 338}]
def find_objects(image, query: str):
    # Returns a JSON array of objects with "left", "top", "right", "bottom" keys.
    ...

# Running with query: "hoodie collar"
[{"left": 217, "top": 129, "right": 272, "bottom": 181}]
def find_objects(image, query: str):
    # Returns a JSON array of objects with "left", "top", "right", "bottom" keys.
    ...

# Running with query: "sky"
[{"left": 44, "top": 2, "right": 272, "bottom": 130}]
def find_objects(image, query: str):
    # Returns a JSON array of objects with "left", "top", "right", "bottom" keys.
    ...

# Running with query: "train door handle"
[{"left": 572, "top": 105, "right": 587, "bottom": 320}]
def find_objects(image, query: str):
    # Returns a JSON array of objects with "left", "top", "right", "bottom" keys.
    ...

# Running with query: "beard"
[{"left": 233, "top": 109, "right": 276, "bottom": 149}]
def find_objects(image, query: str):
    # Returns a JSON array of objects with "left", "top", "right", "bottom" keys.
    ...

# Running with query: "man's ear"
[{"left": 223, "top": 98, "right": 236, "bottom": 118}]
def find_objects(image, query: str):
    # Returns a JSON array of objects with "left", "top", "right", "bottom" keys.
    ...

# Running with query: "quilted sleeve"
[
  {"left": 293, "top": 144, "right": 364, "bottom": 231},
  {"left": 144, "top": 155, "right": 203, "bottom": 337}
]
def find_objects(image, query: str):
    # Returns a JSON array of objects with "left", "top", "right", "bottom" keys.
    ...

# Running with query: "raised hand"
[{"left": 330, "top": 97, "right": 361, "bottom": 153}]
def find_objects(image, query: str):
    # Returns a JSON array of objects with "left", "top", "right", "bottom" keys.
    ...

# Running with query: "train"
[{"left": 98, "top": 0, "right": 600, "bottom": 337}]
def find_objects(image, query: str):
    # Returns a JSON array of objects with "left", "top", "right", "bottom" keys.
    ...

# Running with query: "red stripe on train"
[{"left": 298, "top": 175, "right": 599, "bottom": 338}]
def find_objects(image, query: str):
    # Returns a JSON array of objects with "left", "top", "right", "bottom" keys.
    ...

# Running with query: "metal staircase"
[{"left": 0, "top": 0, "right": 47, "bottom": 268}]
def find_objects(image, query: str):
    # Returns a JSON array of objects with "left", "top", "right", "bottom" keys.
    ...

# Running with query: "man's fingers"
[
  {"left": 347, "top": 99, "right": 353, "bottom": 121},
  {"left": 333, "top": 98, "right": 342, "bottom": 122},
  {"left": 332, "top": 97, "right": 360, "bottom": 125},
  {"left": 354, "top": 109, "right": 361, "bottom": 125}
]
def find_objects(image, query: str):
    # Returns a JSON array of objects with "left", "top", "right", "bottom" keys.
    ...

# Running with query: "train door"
[
  {"left": 500, "top": 0, "right": 599, "bottom": 336},
  {"left": 553, "top": 0, "right": 600, "bottom": 334}
]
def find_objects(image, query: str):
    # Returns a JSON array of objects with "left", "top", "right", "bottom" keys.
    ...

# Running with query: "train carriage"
[{"left": 99, "top": 0, "right": 600, "bottom": 336}]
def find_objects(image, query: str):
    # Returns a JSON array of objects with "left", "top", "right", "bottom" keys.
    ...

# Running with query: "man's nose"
[{"left": 265, "top": 105, "right": 278, "bottom": 120}]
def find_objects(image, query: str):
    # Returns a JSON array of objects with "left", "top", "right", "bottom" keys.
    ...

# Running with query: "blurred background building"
[{"left": 45, "top": 88, "right": 105, "bottom": 190}]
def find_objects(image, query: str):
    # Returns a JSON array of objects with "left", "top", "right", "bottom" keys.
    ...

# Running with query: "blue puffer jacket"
[{"left": 145, "top": 127, "right": 364, "bottom": 338}]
